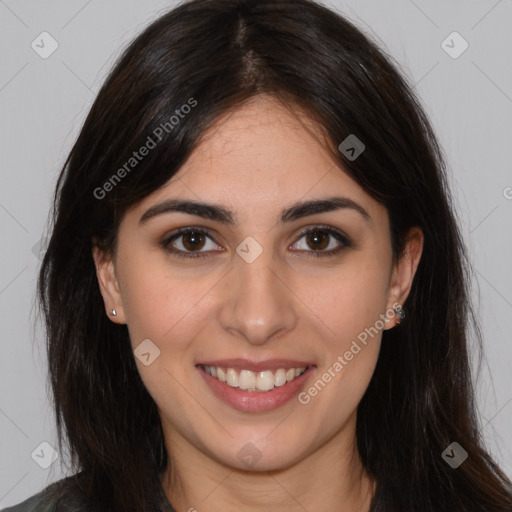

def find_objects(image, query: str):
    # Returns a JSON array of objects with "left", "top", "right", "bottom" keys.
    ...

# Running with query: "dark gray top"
[
  {"left": 4, "top": 472, "right": 386, "bottom": 511},
  {"left": 2, "top": 474, "right": 177, "bottom": 512}
]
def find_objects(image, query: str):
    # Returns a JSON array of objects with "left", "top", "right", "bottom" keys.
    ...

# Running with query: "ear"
[
  {"left": 384, "top": 226, "right": 424, "bottom": 330},
  {"left": 92, "top": 242, "right": 127, "bottom": 324}
]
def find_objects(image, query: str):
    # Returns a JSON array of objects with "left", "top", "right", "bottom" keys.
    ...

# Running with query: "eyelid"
[
  {"left": 160, "top": 224, "right": 353, "bottom": 259},
  {"left": 289, "top": 224, "right": 353, "bottom": 256},
  {"left": 159, "top": 226, "right": 221, "bottom": 259}
]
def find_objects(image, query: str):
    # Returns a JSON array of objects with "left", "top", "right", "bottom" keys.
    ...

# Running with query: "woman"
[{"left": 6, "top": 0, "right": 512, "bottom": 511}]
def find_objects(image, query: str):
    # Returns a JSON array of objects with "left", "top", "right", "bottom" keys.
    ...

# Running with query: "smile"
[
  {"left": 197, "top": 360, "right": 316, "bottom": 412},
  {"left": 201, "top": 365, "right": 308, "bottom": 392}
]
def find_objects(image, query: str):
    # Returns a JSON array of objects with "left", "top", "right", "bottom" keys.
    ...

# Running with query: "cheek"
[
  {"left": 294, "top": 260, "right": 389, "bottom": 430},
  {"left": 118, "top": 254, "right": 220, "bottom": 351},
  {"left": 118, "top": 260, "right": 217, "bottom": 419},
  {"left": 124, "top": 282, "right": 183, "bottom": 345},
  {"left": 299, "top": 253, "right": 391, "bottom": 348},
  {"left": 290, "top": 252, "right": 390, "bottom": 424}
]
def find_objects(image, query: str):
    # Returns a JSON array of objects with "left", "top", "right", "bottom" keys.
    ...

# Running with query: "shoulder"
[{"left": 2, "top": 475, "right": 94, "bottom": 512}]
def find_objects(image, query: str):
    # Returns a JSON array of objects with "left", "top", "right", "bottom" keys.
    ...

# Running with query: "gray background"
[{"left": 1, "top": 0, "right": 511, "bottom": 507}]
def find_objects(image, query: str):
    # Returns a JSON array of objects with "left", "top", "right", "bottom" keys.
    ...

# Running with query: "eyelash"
[{"left": 159, "top": 225, "right": 353, "bottom": 260}]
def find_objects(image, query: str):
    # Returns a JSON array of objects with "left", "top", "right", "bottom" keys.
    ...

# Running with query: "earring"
[
  {"left": 110, "top": 308, "right": 117, "bottom": 317},
  {"left": 394, "top": 305, "right": 405, "bottom": 324}
]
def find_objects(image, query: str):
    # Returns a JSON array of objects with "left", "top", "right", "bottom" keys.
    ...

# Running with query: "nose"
[{"left": 218, "top": 241, "right": 298, "bottom": 346}]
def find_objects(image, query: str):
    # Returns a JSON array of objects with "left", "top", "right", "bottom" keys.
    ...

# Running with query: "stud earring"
[
  {"left": 110, "top": 308, "right": 117, "bottom": 317},
  {"left": 394, "top": 305, "right": 405, "bottom": 324}
]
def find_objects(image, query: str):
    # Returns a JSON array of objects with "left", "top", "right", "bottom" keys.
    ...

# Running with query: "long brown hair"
[{"left": 38, "top": 0, "right": 512, "bottom": 510}]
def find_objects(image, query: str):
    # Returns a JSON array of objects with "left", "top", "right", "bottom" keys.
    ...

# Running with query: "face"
[{"left": 94, "top": 94, "right": 423, "bottom": 473}]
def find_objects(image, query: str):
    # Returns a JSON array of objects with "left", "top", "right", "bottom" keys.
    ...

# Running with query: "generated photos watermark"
[
  {"left": 298, "top": 303, "right": 402, "bottom": 405},
  {"left": 93, "top": 97, "right": 197, "bottom": 200}
]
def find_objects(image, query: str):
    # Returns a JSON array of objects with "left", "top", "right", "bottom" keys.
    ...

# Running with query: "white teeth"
[
  {"left": 226, "top": 368, "right": 238, "bottom": 387},
  {"left": 238, "top": 370, "right": 256, "bottom": 390},
  {"left": 257, "top": 370, "right": 275, "bottom": 391},
  {"left": 203, "top": 365, "right": 307, "bottom": 392},
  {"left": 274, "top": 368, "right": 287, "bottom": 387}
]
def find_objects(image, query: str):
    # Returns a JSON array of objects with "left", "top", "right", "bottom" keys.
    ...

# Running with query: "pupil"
[
  {"left": 308, "top": 231, "right": 328, "bottom": 250},
  {"left": 184, "top": 231, "right": 204, "bottom": 251},
  {"left": 181, "top": 230, "right": 329, "bottom": 252}
]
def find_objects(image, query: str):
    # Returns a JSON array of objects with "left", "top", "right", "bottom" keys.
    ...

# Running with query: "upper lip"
[{"left": 197, "top": 359, "right": 314, "bottom": 372}]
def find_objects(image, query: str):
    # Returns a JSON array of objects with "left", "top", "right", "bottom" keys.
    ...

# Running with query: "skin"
[{"left": 93, "top": 94, "right": 423, "bottom": 512}]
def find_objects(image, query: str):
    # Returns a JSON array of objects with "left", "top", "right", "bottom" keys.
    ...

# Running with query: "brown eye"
[
  {"left": 305, "top": 230, "right": 330, "bottom": 251},
  {"left": 181, "top": 230, "right": 207, "bottom": 251},
  {"left": 160, "top": 227, "right": 223, "bottom": 259},
  {"left": 290, "top": 226, "right": 353, "bottom": 258}
]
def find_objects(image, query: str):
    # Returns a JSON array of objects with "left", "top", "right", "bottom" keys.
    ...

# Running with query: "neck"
[{"left": 160, "top": 415, "right": 376, "bottom": 512}]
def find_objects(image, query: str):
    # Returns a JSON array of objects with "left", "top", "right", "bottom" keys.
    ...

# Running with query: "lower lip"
[{"left": 197, "top": 366, "right": 316, "bottom": 412}]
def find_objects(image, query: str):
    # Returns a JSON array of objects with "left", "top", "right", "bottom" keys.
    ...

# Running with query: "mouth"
[
  {"left": 196, "top": 359, "right": 316, "bottom": 412},
  {"left": 201, "top": 365, "right": 308, "bottom": 392}
]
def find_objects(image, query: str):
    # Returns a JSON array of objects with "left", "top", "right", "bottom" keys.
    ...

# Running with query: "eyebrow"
[{"left": 139, "top": 196, "right": 371, "bottom": 225}]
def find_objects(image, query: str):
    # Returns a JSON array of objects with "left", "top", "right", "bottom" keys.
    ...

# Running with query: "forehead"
[
  {"left": 179, "top": 95, "right": 336, "bottom": 186},
  {"left": 129, "top": 95, "right": 387, "bottom": 227}
]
